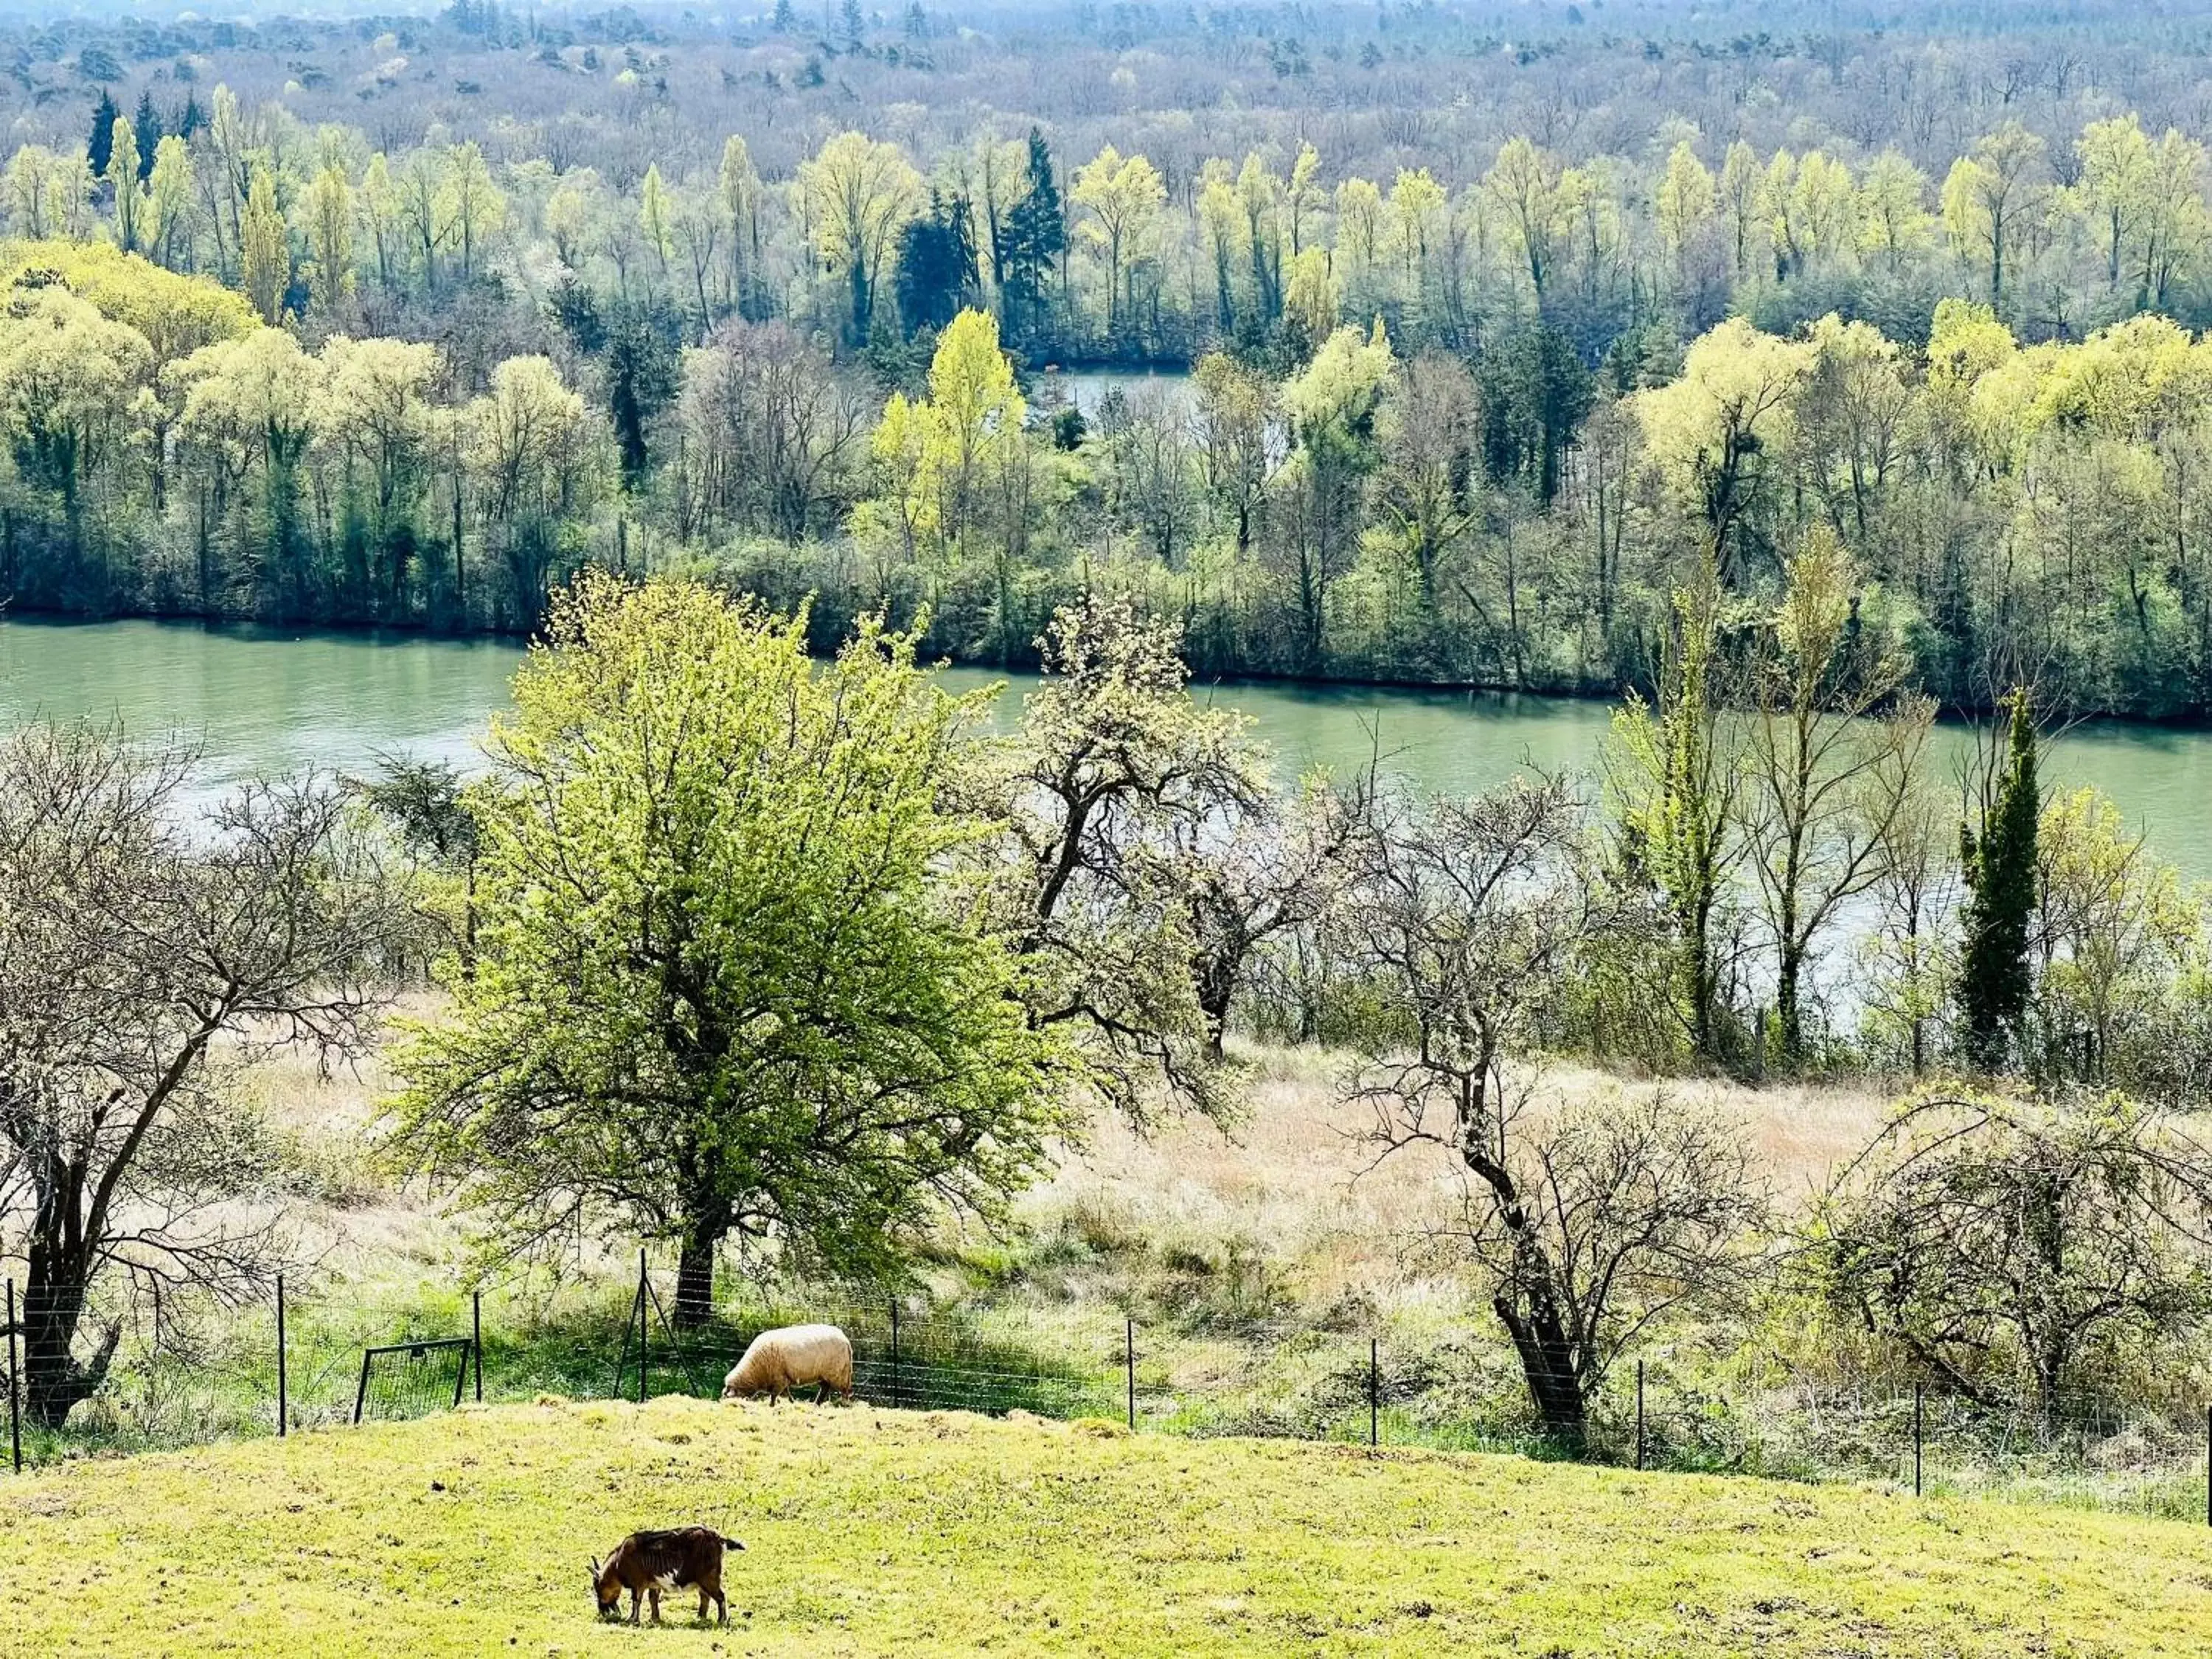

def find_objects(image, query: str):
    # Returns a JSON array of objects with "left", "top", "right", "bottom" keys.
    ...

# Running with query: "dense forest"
[{"left": 11, "top": 1, "right": 2212, "bottom": 712}]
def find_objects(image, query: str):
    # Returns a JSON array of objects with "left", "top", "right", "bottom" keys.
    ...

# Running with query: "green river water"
[{"left": 7, "top": 616, "right": 2212, "bottom": 879}]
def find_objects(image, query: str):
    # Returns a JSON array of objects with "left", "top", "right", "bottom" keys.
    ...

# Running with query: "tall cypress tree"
[
  {"left": 1958, "top": 689, "right": 2039, "bottom": 1068},
  {"left": 86, "top": 90, "right": 119, "bottom": 175},
  {"left": 603, "top": 296, "right": 682, "bottom": 487},
  {"left": 1001, "top": 127, "right": 1064, "bottom": 345},
  {"left": 132, "top": 89, "right": 163, "bottom": 181}
]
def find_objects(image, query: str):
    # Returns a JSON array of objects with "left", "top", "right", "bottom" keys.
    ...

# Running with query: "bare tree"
[
  {"left": 1338, "top": 776, "right": 1759, "bottom": 1442},
  {"left": 678, "top": 319, "right": 871, "bottom": 544},
  {"left": 1818, "top": 1088, "right": 2212, "bottom": 1417},
  {"left": 1745, "top": 526, "right": 1935, "bottom": 1065},
  {"left": 0, "top": 726, "right": 407, "bottom": 1427},
  {"left": 1097, "top": 383, "right": 1203, "bottom": 569},
  {"left": 1857, "top": 749, "right": 1956, "bottom": 1075},
  {"left": 1375, "top": 350, "right": 1479, "bottom": 608},
  {"left": 1177, "top": 777, "right": 1360, "bottom": 1058}
]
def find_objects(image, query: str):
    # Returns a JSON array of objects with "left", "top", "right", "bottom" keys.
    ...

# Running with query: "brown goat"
[{"left": 589, "top": 1526, "right": 744, "bottom": 1625}]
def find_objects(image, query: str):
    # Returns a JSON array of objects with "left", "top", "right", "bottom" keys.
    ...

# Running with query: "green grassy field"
[{"left": 3, "top": 1399, "right": 2210, "bottom": 1657}]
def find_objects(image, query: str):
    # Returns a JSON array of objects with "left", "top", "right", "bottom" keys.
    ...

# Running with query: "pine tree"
[
  {"left": 132, "top": 90, "right": 163, "bottom": 181},
  {"left": 772, "top": 0, "right": 796, "bottom": 29},
  {"left": 603, "top": 298, "right": 681, "bottom": 487},
  {"left": 86, "top": 90, "right": 119, "bottom": 175},
  {"left": 1958, "top": 689, "right": 2039, "bottom": 1068},
  {"left": 1001, "top": 128, "right": 1065, "bottom": 344},
  {"left": 895, "top": 189, "right": 978, "bottom": 334},
  {"left": 176, "top": 93, "right": 208, "bottom": 139}
]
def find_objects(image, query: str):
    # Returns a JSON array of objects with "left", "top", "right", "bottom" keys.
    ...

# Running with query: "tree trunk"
[
  {"left": 1193, "top": 924, "right": 1242, "bottom": 1060},
  {"left": 1776, "top": 939, "right": 1804, "bottom": 1065},
  {"left": 673, "top": 1226, "right": 718, "bottom": 1331},
  {"left": 1458, "top": 1099, "right": 1588, "bottom": 1450},
  {"left": 1495, "top": 1290, "right": 1586, "bottom": 1447},
  {"left": 21, "top": 1253, "right": 116, "bottom": 1430}
]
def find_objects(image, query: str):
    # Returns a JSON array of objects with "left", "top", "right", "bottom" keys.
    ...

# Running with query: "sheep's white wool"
[{"left": 721, "top": 1323, "right": 854, "bottom": 1399}]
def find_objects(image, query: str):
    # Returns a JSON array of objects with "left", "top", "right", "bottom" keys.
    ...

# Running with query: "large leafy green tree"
[{"left": 391, "top": 574, "right": 1064, "bottom": 1323}]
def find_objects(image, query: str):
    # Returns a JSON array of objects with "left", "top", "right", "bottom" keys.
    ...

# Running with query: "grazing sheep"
[
  {"left": 591, "top": 1526, "right": 742, "bottom": 1625},
  {"left": 720, "top": 1323, "right": 854, "bottom": 1404}
]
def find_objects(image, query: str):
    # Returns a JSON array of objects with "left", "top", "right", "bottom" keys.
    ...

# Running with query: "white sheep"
[{"left": 720, "top": 1323, "right": 855, "bottom": 1405}]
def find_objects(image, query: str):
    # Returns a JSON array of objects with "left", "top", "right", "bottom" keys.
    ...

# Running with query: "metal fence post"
[
  {"left": 7, "top": 1279, "right": 20, "bottom": 1474},
  {"left": 1368, "top": 1338, "right": 1379, "bottom": 1448},
  {"left": 276, "top": 1275, "right": 287, "bottom": 1439},
  {"left": 1635, "top": 1360, "right": 1646, "bottom": 1472},
  {"left": 2203, "top": 1404, "right": 2209, "bottom": 1528},
  {"left": 472, "top": 1291, "right": 483, "bottom": 1404},
  {"left": 1913, "top": 1382, "right": 1924, "bottom": 1498},
  {"left": 890, "top": 1299, "right": 900, "bottom": 1408},
  {"left": 636, "top": 1250, "right": 649, "bottom": 1406},
  {"left": 1124, "top": 1319, "right": 1135, "bottom": 1433}
]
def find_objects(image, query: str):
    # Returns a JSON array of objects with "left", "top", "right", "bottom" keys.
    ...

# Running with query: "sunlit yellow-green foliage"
[
  {"left": 2036, "top": 785, "right": 2208, "bottom": 1074},
  {"left": 240, "top": 167, "right": 288, "bottom": 324},
  {"left": 796, "top": 129, "right": 922, "bottom": 330},
  {"left": 1071, "top": 142, "right": 1166, "bottom": 330},
  {"left": 1656, "top": 139, "right": 1715, "bottom": 268},
  {"left": 1918, "top": 300, "right": 2212, "bottom": 461},
  {"left": 17, "top": 85, "right": 2212, "bottom": 362},
  {"left": 0, "top": 285, "right": 153, "bottom": 487},
  {"left": 0, "top": 235, "right": 604, "bottom": 622},
  {"left": 1632, "top": 316, "right": 1811, "bottom": 566},
  {"left": 0, "top": 238, "right": 256, "bottom": 360},
  {"left": 863, "top": 308, "right": 1026, "bottom": 563},
  {"left": 1281, "top": 245, "right": 1339, "bottom": 341},
  {"left": 1282, "top": 317, "right": 1395, "bottom": 437},
  {"left": 4, "top": 1397, "right": 2211, "bottom": 1656}
]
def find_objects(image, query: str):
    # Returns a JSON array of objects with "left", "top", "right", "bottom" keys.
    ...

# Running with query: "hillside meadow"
[{"left": 1, "top": 1396, "right": 2208, "bottom": 1658}]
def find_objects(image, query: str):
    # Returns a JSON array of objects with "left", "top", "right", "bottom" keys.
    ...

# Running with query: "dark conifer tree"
[
  {"left": 132, "top": 89, "right": 163, "bottom": 179},
  {"left": 86, "top": 90, "right": 119, "bottom": 175},
  {"left": 896, "top": 189, "right": 978, "bottom": 335},
  {"left": 602, "top": 297, "right": 682, "bottom": 487},
  {"left": 1001, "top": 128, "right": 1065, "bottom": 345},
  {"left": 1958, "top": 690, "right": 2039, "bottom": 1069}
]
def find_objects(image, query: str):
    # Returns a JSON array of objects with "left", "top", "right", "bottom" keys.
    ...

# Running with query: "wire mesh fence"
[
  {"left": 354, "top": 1338, "right": 473, "bottom": 1424},
  {"left": 6, "top": 1264, "right": 2211, "bottom": 1527}
]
